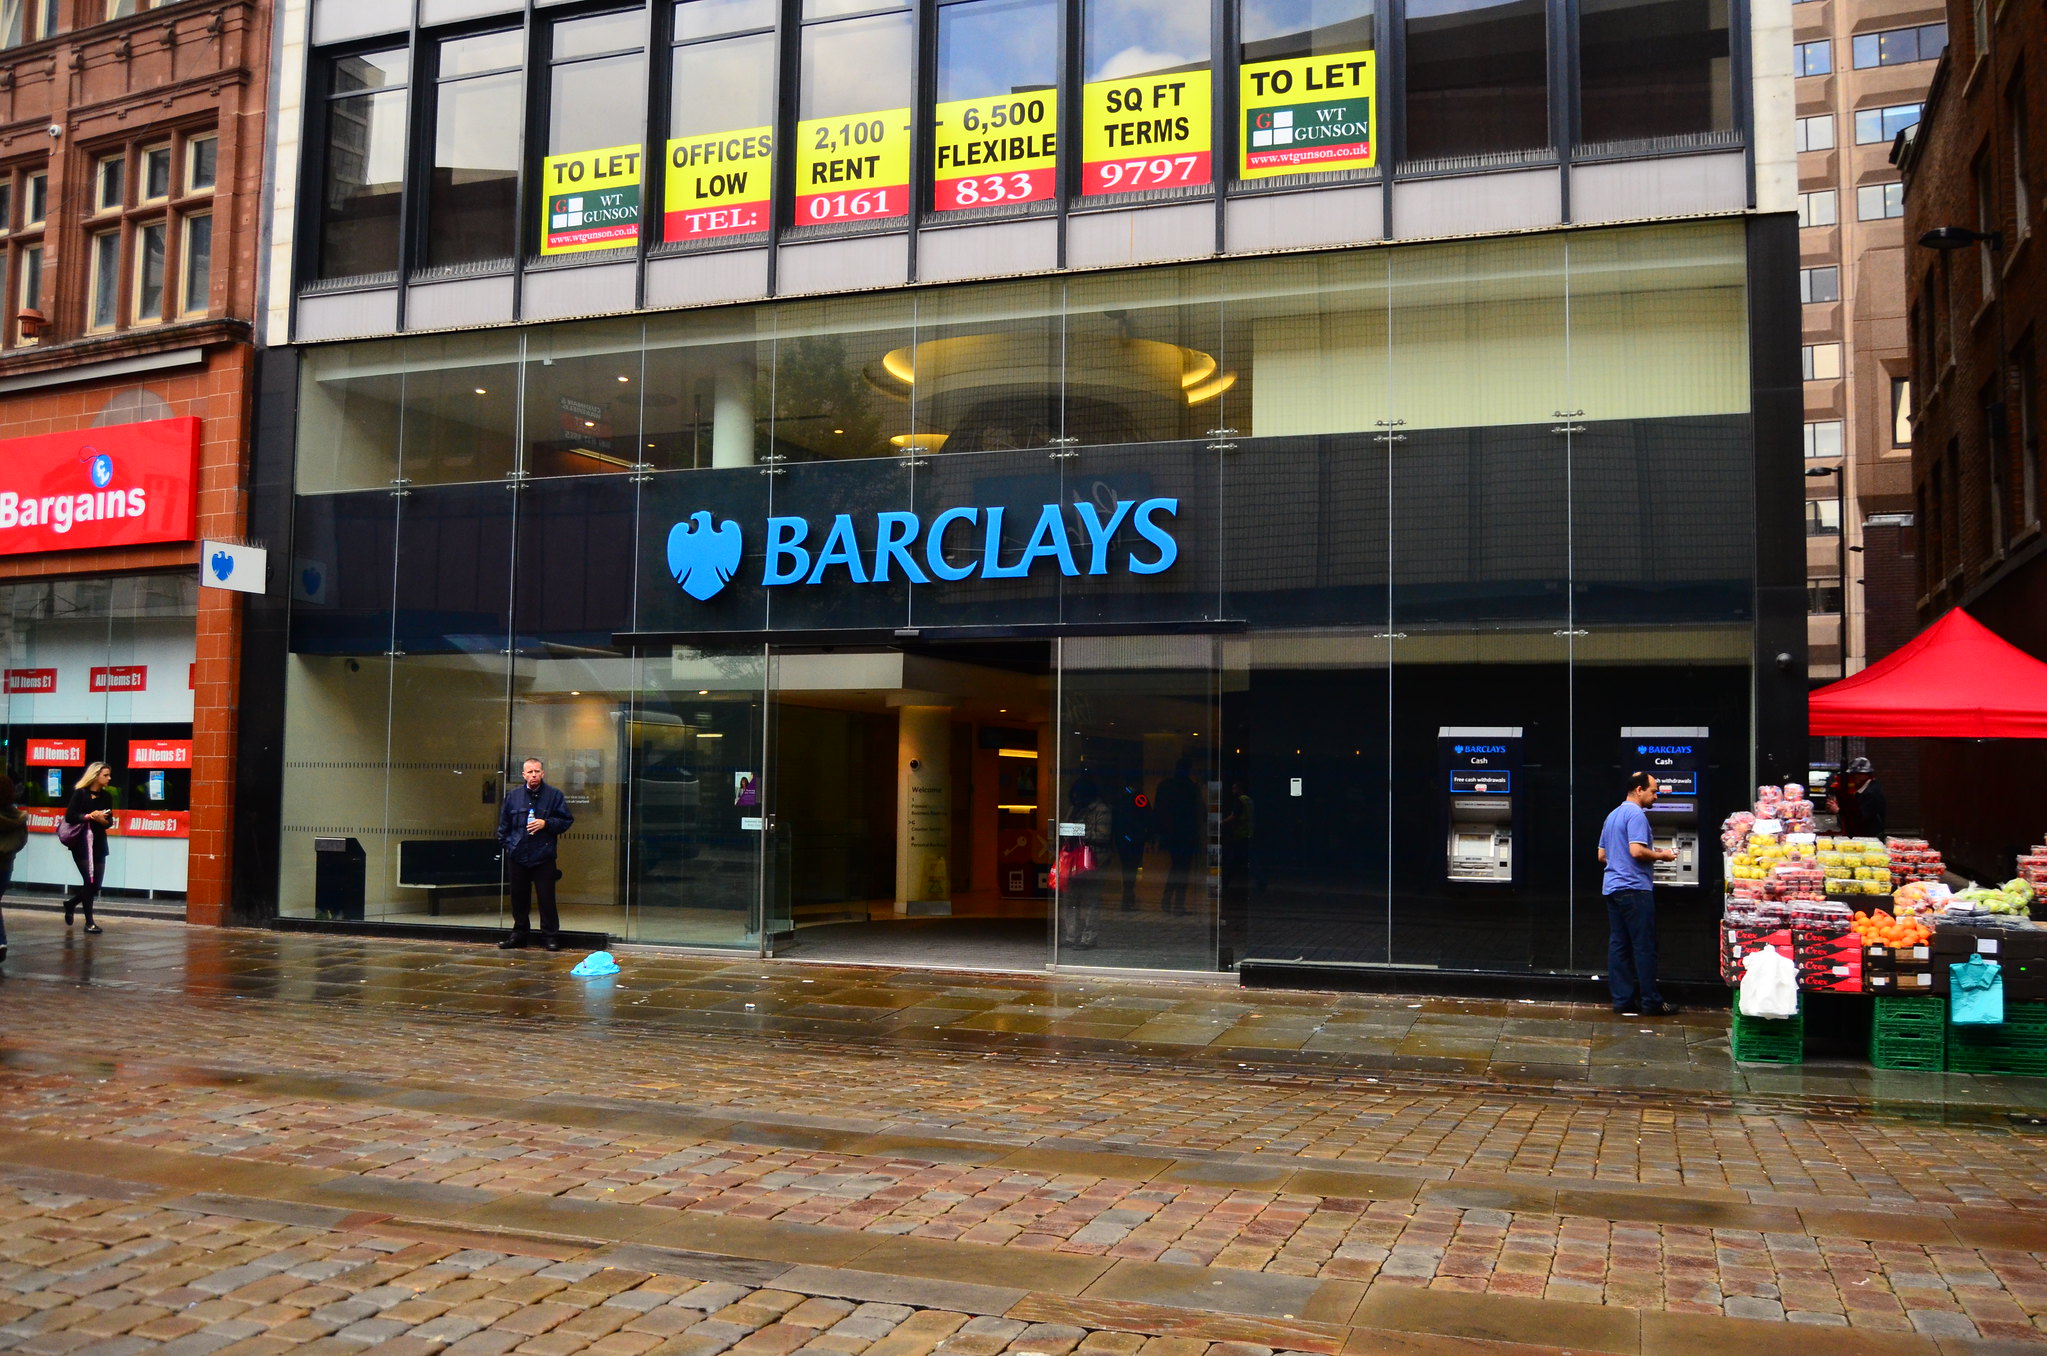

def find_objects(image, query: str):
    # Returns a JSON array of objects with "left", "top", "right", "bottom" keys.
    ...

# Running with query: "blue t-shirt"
[{"left": 1599, "top": 801, "right": 1655, "bottom": 894}]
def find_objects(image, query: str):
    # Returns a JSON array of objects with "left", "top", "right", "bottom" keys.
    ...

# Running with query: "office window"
[
  {"left": 108, "top": 0, "right": 189, "bottom": 13},
  {"left": 2011, "top": 78, "right": 2032, "bottom": 242},
  {"left": 1800, "top": 265, "right": 1839, "bottom": 304},
  {"left": 94, "top": 155, "right": 125, "bottom": 214},
  {"left": 1853, "top": 103, "right": 1920, "bottom": 145},
  {"left": 316, "top": 49, "right": 409, "bottom": 280},
  {"left": 666, "top": 1, "right": 777, "bottom": 241},
  {"left": 0, "top": 181, "right": 12, "bottom": 236},
  {"left": 1794, "top": 41, "right": 1831, "bottom": 77},
  {"left": 1807, "top": 578, "right": 1843, "bottom": 615},
  {"left": 1892, "top": 376, "right": 1913, "bottom": 447},
  {"left": 1802, "top": 343, "right": 1841, "bottom": 381},
  {"left": 18, "top": 244, "right": 39, "bottom": 314},
  {"left": 1797, "top": 190, "right": 1836, "bottom": 227},
  {"left": 1856, "top": 182, "right": 1903, "bottom": 220},
  {"left": 1975, "top": 153, "right": 1996, "bottom": 300},
  {"left": 1, "top": 165, "right": 42, "bottom": 348},
  {"left": 2018, "top": 342, "right": 2039, "bottom": 528},
  {"left": 1242, "top": 0, "right": 1375, "bottom": 63},
  {"left": 1851, "top": 24, "right": 1945, "bottom": 70},
  {"left": 427, "top": 29, "right": 523, "bottom": 269},
  {"left": 133, "top": 220, "right": 167, "bottom": 324},
  {"left": 141, "top": 143, "right": 173, "bottom": 202},
  {"left": 933, "top": 0, "right": 1059, "bottom": 211},
  {"left": 89, "top": 231, "right": 121, "bottom": 331},
  {"left": 1795, "top": 115, "right": 1833, "bottom": 152},
  {"left": 1, "top": 1, "right": 52, "bottom": 48},
  {"left": 24, "top": 171, "right": 45, "bottom": 227},
  {"left": 540, "top": 9, "right": 648, "bottom": 255},
  {"left": 1804, "top": 419, "right": 1843, "bottom": 459},
  {"left": 1405, "top": 0, "right": 1548, "bottom": 162},
  {"left": 798, "top": 3, "right": 914, "bottom": 219},
  {"left": 187, "top": 134, "right": 218, "bottom": 193},
  {"left": 180, "top": 213, "right": 212, "bottom": 315},
  {"left": 1806, "top": 498, "right": 1841, "bottom": 536},
  {"left": 1577, "top": 0, "right": 1733, "bottom": 147}
]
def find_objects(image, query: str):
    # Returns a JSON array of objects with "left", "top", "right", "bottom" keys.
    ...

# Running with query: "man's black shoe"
[
  {"left": 542, "top": 934, "right": 563, "bottom": 952},
  {"left": 1643, "top": 1001, "right": 1683, "bottom": 1017},
  {"left": 498, "top": 934, "right": 529, "bottom": 950}
]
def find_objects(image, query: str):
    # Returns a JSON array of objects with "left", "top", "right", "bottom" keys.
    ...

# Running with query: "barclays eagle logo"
[{"left": 667, "top": 511, "right": 742, "bottom": 601}]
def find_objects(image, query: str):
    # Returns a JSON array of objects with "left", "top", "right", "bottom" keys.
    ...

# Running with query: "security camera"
[
  {"left": 1775, "top": 652, "right": 1795, "bottom": 671},
  {"left": 45, "top": 125, "right": 60, "bottom": 138},
  {"left": 908, "top": 759, "right": 922, "bottom": 771}
]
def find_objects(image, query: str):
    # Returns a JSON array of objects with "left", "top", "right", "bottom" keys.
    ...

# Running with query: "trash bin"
[{"left": 313, "top": 836, "right": 365, "bottom": 920}]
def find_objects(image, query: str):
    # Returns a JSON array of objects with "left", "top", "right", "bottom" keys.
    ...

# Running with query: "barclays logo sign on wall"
[{"left": 667, "top": 499, "right": 1180, "bottom": 602}]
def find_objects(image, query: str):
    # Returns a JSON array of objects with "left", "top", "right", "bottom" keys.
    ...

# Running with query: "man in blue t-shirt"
[{"left": 1598, "top": 771, "right": 1681, "bottom": 1017}]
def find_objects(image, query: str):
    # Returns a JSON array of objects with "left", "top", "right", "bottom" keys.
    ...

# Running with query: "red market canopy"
[{"left": 1809, "top": 608, "right": 2047, "bottom": 739}]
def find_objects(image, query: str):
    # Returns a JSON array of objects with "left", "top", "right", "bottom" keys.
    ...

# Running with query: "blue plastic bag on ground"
[
  {"left": 1950, "top": 955, "right": 2004, "bottom": 1025},
  {"left": 570, "top": 950, "right": 620, "bottom": 977}
]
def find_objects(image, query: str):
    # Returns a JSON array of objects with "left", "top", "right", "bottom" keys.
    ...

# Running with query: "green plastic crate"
[
  {"left": 1732, "top": 1010, "right": 1804, "bottom": 1064},
  {"left": 1946, "top": 1001, "right": 2047, "bottom": 1075},
  {"left": 1871, "top": 1032, "right": 1945, "bottom": 1071},
  {"left": 1873, "top": 994, "right": 1945, "bottom": 1033}
]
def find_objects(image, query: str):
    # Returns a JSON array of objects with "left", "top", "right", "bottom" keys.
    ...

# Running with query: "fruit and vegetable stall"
[{"left": 1720, "top": 782, "right": 2047, "bottom": 1069}]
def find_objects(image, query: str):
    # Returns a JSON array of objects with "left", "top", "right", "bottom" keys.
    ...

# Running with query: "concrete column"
[
  {"left": 711, "top": 359, "right": 755, "bottom": 468},
  {"left": 895, "top": 705, "right": 952, "bottom": 916}
]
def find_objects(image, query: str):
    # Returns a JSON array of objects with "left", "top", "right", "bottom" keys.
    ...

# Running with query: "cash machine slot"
[
  {"left": 1622, "top": 725, "right": 1707, "bottom": 888},
  {"left": 1439, "top": 727, "right": 1524, "bottom": 886}
]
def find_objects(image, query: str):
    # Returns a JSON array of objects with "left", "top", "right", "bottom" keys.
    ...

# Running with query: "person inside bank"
[
  {"left": 62, "top": 761, "right": 115, "bottom": 935},
  {"left": 497, "top": 757, "right": 574, "bottom": 951}
]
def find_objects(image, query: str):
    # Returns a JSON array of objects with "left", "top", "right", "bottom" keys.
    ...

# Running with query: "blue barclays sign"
[{"left": 667, "top": 498, "right": 1180, "bottom": 602}]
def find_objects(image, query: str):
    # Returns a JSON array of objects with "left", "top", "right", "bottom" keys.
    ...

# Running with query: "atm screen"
[
  {"left": 1453, "top": 832, "right": 1493, "bottom": 857},
  {"left": 1648, "top": 800, "right": 1696, "bottom": 815}
]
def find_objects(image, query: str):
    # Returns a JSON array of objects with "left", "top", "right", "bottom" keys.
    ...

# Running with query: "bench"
[{"left": 396, "top": 839, "right": 504, "bottom": 916}]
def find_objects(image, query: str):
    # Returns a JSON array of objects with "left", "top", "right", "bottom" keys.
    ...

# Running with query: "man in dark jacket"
[
  {"left": 1836, "top": 756, "right": 1889, "bottom": 838},
  {"left": 498, "top": 757, "right": 574, "bottom": 951}
]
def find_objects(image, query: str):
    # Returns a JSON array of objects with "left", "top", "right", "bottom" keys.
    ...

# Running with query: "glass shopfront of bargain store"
[{"left": 275, "top": 218, "right": 1789, "bottom": 979}]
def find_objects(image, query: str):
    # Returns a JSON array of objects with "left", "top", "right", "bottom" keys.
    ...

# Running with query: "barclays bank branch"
[{"left": 246, "top": 0, "right": 1809, "bottom": 986}]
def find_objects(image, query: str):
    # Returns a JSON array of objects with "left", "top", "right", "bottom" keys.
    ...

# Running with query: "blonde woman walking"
[{"left": 59, "top": 762, "right": 114, "bottom": 934}]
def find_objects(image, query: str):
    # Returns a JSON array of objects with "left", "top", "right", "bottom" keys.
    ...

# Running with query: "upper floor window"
[
  {"left": 426, "top": 29, "right": 524, "bottom": 270},
  {"left": 1802, "top": 342, "right": 1842, "bottom": 380},
  {"left": 1237, "top": 0, "right": 1376, "bottom": 184},
  {"left": 797, "top": 0, "right": 914, "bottom": 219},
  {"left": 1793, "top": 41, "right": 1831, "bottom": 77},
  {"left": 1803, "top": 419, "right": 1843, "bottom": 459},
  {"left": 666, "top": 0, "right": 777, "bottom": 242},
  {"left": 1577, "top": 0, "right": 1733, "bottom": 150},
  {"left": 932, "top": 0, "right": 1060, "bottom": 212},
  {"left": 85, "top": 131, "right": 218, "bottom": 332},
  {"left": 1856, "top": 181, "right": 1903, "bottom": 220},
  {"left": 0, "top": 163, "right": 46, "bottom": 350},
  {"left": 1851, "top": 24, "right": 1945, "bottom": 70},
  {"left": 108, "top": 0, "right": 190, "bottom": 16},
  {"left": 1, "top": 1, "right": 53, "bottom": 49},
  {"left": 1405, "top": 0, "right": 1548, "bottom": 164},
  {"left": 1853, "top": 104, "right": 1920, "bottom": 145},
  {"left": 540, "top": 10, "right": 648, "bottom": 256},
  {"left": 315, "top": 49, "right": 409, "bottom": 281},
  {"left": 1892, "top": 376, "right": 1913, "bottom": 448},
  {"left": 1795, "top": 114, "right": 1833, "bottom": 152},
  {"left": 2011, "top": 77, "right": 2032, "bottom": 242},
  {"left": 1797, "top": 189, "right": 1836, "bottom": 227},
  {"left": 1806, "top": 497, "right": 1841, "bottom": 536},
  {"left": 1800, "top": 265, "right": 1839, "bottom": 304}
]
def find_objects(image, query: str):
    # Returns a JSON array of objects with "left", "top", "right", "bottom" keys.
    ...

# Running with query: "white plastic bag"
[{"left": 1738, "top": 946, "right": 1799, "bottom": 1019}]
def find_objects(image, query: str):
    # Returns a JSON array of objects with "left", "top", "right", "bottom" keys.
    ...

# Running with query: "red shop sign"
[
  {"left": 90, "top": 666, "right": 147, "bottom": 693},
  {"left": 116, "top": 810, "right": 188, "bottom": 839},
  {"left": 26, "top": 738, "right": 85, "bottom": 766},
  {"left": 128, "top": 739, "right": 191, "bottom": 768},
  {"left": 4, "top": 668, "right": 54, "bottom": 693},
  {"left": 0, "top": 417, "right": 199, "bottom": 556},
  {"left": 23, "top": 807, "right": 62, "bottom": 834}
]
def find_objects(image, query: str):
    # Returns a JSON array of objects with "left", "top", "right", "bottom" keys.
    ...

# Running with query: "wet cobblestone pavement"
[{"left": 5, "top": 918, "right": 2047, "bottom": 1354}]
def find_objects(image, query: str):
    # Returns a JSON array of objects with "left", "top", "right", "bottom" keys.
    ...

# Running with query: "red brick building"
[
  {"left": 0, "top": 1, "right": 267, "bottom": 924},
  {"left": 1896, "top": 0, "right": 2045, "bottom": 876}
]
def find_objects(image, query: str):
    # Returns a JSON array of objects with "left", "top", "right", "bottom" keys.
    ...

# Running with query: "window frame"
[
  {"left": 1800, "top": 265, "right": 1840, "bottom": 304},
  {"left": 1797, "top": 189, "right": 1836, "bottom": 228},
  {"left": 186, "top": 133, "right": 219, "bottom": 195},
  {"left": 131, "top": 217, "right": 169, "bottom": 326},
  {"left": 1802, "top": 343, "right": 1842, "bottom": 381},
  {"left": 87, "top": 227, "right": 124, "bottom": 333},
  {"left": 306, "top": 43, "right": 414, "bottom": 285},
  {"left": 1855, "top": 181, "right": 1904, "bottom": 221},
  {"left": 1803, "top": 419, "right": 1844, "bottom": 460},
  {"left": 1794, "top": 114, "right": 1834, "bottom": 152},
  {"left": 1, "top": 0, "right": 54, "bottom": 50},
  {"left": 140, "top": 142, "right": 175, "bottom": 204},
  {"left": 1892, "top": 375, "right": 1913, "bottom": 448},
  {"left": 94, "top": 153, "right": 127, "bottom": 216},
  {"left": 0, "top": 165, "right": 44, "bottom": 349},
  {"left": 420, "top": 27, "right": 528, "bottom": 273},
  {"left": 1793, "top": 40, "right": 1832, "bottom": 77},
  {"left": 1852, "top": 103, "right": 1920, "bottom": 146},
  {"left": 179, "top": 210, "right": 213, "bottom": 318},
  {"left": 1850, "top": 24, "right": 1947, "bottom": 71}
]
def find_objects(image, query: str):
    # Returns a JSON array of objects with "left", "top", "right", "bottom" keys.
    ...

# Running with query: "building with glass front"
[{"left": 245, "top": 0, "right": 1810, "bottom": 986}]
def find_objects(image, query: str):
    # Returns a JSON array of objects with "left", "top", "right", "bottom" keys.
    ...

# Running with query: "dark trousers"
[
  {"left": 0, "top": 854, "right": 11, "bottom": 945},
  {"left": 1605, "top": 888, "right": 1661, "bottom": 1009},
  {"left": 1162, "top": 849, "right": 1196, "bottom": 915},
  {"left": 507, "top": 859, "right": 559, "bottom": 936},
  {"left": 1117, "top": 843, "right": 1141, "bottom": 906},
  {"left": 67, "top": 839, "right": 106, "bottom": 920}
]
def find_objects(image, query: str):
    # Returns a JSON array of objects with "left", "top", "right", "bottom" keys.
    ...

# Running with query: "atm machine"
[
  {"left": 1439, "top": 728, "right": 1524, "bottom": 884},
  {"left": 1621, "top": 726, "right": 1707, "bottom": 888}
]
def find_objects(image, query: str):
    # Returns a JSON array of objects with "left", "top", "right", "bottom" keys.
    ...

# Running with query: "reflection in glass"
[
  {"left": 671, "top": 32, "right": 776, "bottom": 136},
  {"left": 524, "top": 318, "right": 646, "bottom": 478},
  {"left": 1403, "top": 0, "right": 1548, "bottom": 163},
  {"left": 1242, "top": 0, "right": 1376, "bottom": 61},
  {"left": 428, "top": 34, "right": 523, "bottom": 269},
  {"left": 677, "top": 0, "right": 776, "bottom": 39},
  {"left": 1086, "top": 0, "right": 1210, "bottom": 79},
  {"left": 937, "top": 0, "right": 1057, "bottom": 103},
  {"left": 319, "top": 52, "right": 410, "bottom": 279},
  {"left": 1578, "top": 0, "right": 1733, "bottom": 147},
  {"left": 800, "top": 11, "right": 913, "bottom": 119},
  {"left": 551, "top": 53, "right": 647, "bottom": 156}
]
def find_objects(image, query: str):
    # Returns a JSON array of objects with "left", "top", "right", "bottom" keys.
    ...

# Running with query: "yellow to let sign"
[
  {"left": 794, "top": 108, "right": 912, "bottom": 225},
  {"left": 931, "top": 91, "right": 1058, "bottom": 212},
  {"left": 1080, "top": 70, "right": 1211, "bottom": 195},
  {"left": 1239, "top": 52, "right": 1376, "bottom": 179},
  {"left": 665, "top": 128, "right": 774, "bottom": 242},
  {"left": 541, "top": 144, "right": 643, "bottom": 255}
]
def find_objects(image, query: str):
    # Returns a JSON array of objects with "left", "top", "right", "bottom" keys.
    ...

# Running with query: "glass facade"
[
  {"left": 278, "top": 219, "right": 1763, "bottom": 979},
  {"left": 0, "top": 576, "right": 197, "bottom": 901}
]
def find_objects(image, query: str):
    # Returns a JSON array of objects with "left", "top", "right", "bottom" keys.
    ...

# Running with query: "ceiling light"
[
  {"left": 570, "top": 690, "right": 582, "bottom": 696},
  {"left": 584, "top": 420, "right": 596, "bottom": 428},
  {"left": 698, "top": 689, "right": 709, "bottom": 695},
  {"left": 474, "top": 388, "right": 488, "bottom": 396},
  {"left": 617, "top": 375, "right": 631, "bottom": 383}
]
